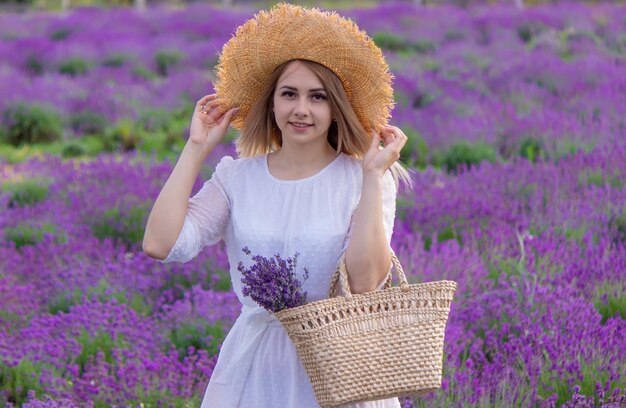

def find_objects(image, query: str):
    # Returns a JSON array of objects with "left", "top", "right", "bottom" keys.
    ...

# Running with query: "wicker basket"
[{"left": 274, "top": 250, "right": 457, "bottom": 408}]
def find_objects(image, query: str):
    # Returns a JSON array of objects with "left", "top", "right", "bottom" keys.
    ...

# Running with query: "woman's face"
[{"left": 272, "top": 61, "right": 333, "bottom": 149}]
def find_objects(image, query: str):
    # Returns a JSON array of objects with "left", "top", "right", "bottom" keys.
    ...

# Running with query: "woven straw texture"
[
  {"left": 274, "top": 252, "right": 457, "bottom": 408},
  {"left": 214, "top": 3, "right": 394, "bottom": 133}
]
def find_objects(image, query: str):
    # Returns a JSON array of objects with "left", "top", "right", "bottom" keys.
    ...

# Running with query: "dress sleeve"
[
  {"left": 160, "top": 156, "right": 234, "bottom": 263},
  {"left": 341, "top": 169, "right": 397, "bottom": 252}
]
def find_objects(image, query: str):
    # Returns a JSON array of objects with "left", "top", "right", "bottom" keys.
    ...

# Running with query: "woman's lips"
[{"left": 289, "top": 122, "right": 312, "bottom": 129}]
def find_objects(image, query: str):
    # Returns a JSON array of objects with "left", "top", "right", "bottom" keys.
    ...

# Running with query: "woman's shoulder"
[
  {"left": 210, "top": 155, "right": 265, "bottom": 191},
  {"left": 213, "top": 155, "right": 264, "bottom": 175},
  {"left": 335, "top": 153, "right": 362, "bottom": 174},
  {"left": 339, "top": 153, "right": 361, "bottom": 166}
]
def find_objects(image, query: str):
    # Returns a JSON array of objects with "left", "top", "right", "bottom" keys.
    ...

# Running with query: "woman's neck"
[{"left": 268, "top": 142, "right": 338, "bottom": 180}]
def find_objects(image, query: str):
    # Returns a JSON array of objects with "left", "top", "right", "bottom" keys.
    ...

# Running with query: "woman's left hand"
[{"left": 362, "top": 125, "right": 407, "bottom": 177}]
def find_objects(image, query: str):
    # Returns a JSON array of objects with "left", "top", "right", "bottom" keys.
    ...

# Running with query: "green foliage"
[
  {"left": 137, "top": 131, "right": 168, "bottom": 156},
  {"left": 137, "top": 107, "right": 175, "bottom": 132},
  {"left": 165, "top": 268, "right": 207, "bottom": 292},
  {"left": 210, "top": 269, "right": 232, "bottom": 292},
  {"left": 0, "top": 144, "right": 35, "bottom": 164},
  {"left": 58, "top": 58, "right": 90, "bottom": 76},
  {"left": 91, "top": 203, "right": 149, "bottom": 249},
  {"left": 130, "top": 387, "right": 201, "bottom": 408},
  {"left": 537, "top": 371, "right": 571, "bottom": 406},
  {"left": 432, "top": 140, "right": 497, "bottom": 173},
  {"left": 485, "top": 255, "right": 527, "bottom": 290},
  {"left": 444, "top": 29, "right": 465, "bottom": 42},
  {"left": 519, "top": 138, "right": 545, "bottom": 163},
  {"left": 517, "top": 21, "right": 545, "bottom": 44},
  {"left": 48, "top": 279, "right": 152, "bottom": 316},
  {"left": 23, "top": 55, "right": 44, "bottom": 75},
  {"left": 69, "top": 110, "right": 108, "bottom": 135},
  {"left": 400, "top": 128, "right": 428, "bottom": 169},
  {"left": 423, "top": 224, "right": 463, "bottom": 251},
  {"left": 81, "top": 135, "right": 107, "bottom": 154},
  {"left": 464, "top": 52, "right": 491, "bottom": 71},
  {"left": 0, "top": 0, "right": 37, "bottom": 6},
  {"left": 48, "top": 287, "right": 82, "bottom": 315},
  {"left": 577, "top": 358, "right": 611, "bottom": 405},
  {"left": 170, "top": 320, "right": 225, "bottom": 360},
  {"left": 608, "top": 208, "right": 626, "bottom": 244},
  {"left": 61, "top": 140, "right": 87, "bottom": 159},
  {"left": 75, "top": 329, "right": 126, "bottom": 375},
  {"left": 103, "top": 118, "right": 145, "bottom": 151},
  {"left": 371, "top": 32, "right": 435, "bottom": 55},
  {"left": 102, "top": 53, "right": 127, "bottom": 67},
  {"left": 577, "top": 106, "right": 602, "bottom": 126},
  {"left": 517, "top": 25, "right": 533, "bottom": 44},
  {"left": 154, "top": 50, "right": 183, "bottom": 77},
  {"left": 134, "top": 108, "right": 176, "bottom": 152},
  {"left": 132, "top": 66, "right": 158, "bottom": 81},
  {"left": 535, "top": 77, "right": 559, "bottom": 96},
  {"left": 129, "top": 106, "right": 191, "bottom": 160},
  {"left": 60, "top": 141, "right": 85, "bottom": 158},
  {"left": 0, "top": 309, "right": 23, "bottom": 334},
  {"left": 2, "top": 179, "right": 49, "bottom": 208},
  {"left": 223, "top": 127, "right": 238, "bottom": 144},
  {"left": 0, "top": 141, "right": 74, "bottom": 163},
  {"left": 50, "top": 27, "right": 72, "bottom": 41},
  {"left": 538, "top": 354, "right": 622, "bottom": 407},
  {"left": 594, "top": 281, "right": 626, "bottom": 324},
  {"left": 422, "top": 58, "right": 441, "bottom": 72},
  {"left": 580, "top": 169, "right": 623, "bottom": 190},
  {"left": 0, "top": 103, "right": 63, "bottom": 146},
  {"left": 4, "top": 222, "right": 65, "bottom": 249},
  {"left": 411, "top": 91, "right": 435, "bottom": 109},
  {"left": 395, "top": 195, "right": 414, "bottom": 222},
  {"left": 564, "top": 226, "right": 587, "bottom": 242},
  {"left": 554, "top": 140, "right": 595, "bottom": 161},
  {"left": 0, "top": 359, "right": 46, "bottom": 406}
]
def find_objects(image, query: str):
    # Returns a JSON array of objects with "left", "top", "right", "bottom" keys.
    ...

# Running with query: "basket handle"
[{"left": 328, "top": 249, "right": 410, "bottom": 299}]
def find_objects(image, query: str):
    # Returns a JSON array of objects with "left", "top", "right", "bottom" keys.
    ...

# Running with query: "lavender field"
[{"left": 1, "top": 2, "right": 626, "bottom": 407}]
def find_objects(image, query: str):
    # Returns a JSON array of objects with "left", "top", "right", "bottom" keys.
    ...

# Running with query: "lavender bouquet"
[{"left": 238, "top": 247, "right": 309, "bottom": 313}]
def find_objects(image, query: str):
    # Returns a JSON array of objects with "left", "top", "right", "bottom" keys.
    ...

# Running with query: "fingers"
[
  {"left": 197, "top": 93, "right": 216, "bottom": 105},
  {"left": 200, "top": 100, "right": 219, "bottom": 116},
  {"left": 372, "top": 125, "right": 407, "bottom": 163},
  {"left": 380, "top": 125, "right": 407, "bottom": 149},
  {"left": 197, "top": 94, "right": 217, "bottom": 110},
  {"left": 196, "top": 97, "right": 229, "bottom": 127},
  {"left": 215, "top": 107, "right": 240, "bottom": 128},
  {"left": 369, "top": 130, "right": 381, "bottom": 152}
]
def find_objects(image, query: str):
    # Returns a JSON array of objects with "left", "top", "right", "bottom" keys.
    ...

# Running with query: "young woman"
[{"left": 143, "top": 4, "right": 409, "bottom": 407}]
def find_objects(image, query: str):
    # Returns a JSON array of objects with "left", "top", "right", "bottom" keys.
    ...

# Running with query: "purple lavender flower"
[{"left": 238, "top": 247, "right": 309, "bottom": 313}]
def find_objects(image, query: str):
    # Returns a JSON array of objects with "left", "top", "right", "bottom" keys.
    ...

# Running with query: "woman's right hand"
[{"left": 188, "top": 93, "right": 239, "bottom": 150}]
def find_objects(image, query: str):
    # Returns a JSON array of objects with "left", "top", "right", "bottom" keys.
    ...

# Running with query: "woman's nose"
[{"left": 293, "top": 97, "right": 309, "bottom": 116}]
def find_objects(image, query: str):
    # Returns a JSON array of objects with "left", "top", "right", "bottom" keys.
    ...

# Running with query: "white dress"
[{"left": 162, "top": 152, "right": 401, "bottom": 408}]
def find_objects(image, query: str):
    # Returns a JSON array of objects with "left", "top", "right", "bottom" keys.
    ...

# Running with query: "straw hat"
[{"left": 214, "top": 3, "right": 394, "bottom": 133}]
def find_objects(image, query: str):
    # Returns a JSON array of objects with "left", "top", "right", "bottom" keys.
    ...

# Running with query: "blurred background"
[
  {"left": 1, "top": 0, "right": 625, "bottom": 407},
  {"left": 3, "top": 0, "right": 621, "bottom": 12}
]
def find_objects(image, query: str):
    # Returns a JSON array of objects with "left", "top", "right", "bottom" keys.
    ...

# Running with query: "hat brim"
[{"left": 214, "top": 3, "right": 394, "bottom": 133}]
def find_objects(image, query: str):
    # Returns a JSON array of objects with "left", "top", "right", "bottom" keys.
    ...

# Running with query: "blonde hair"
[{"left": 238, "top": 59, "right": 412, "bottom": 189}]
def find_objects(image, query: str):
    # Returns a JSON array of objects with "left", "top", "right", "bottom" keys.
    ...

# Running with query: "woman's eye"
[
  {"left": 282, "top": 91, "right": 295, "bottom": 97},
  {"left": 312, "top": 93, "right": 327, "bottom": 101}
]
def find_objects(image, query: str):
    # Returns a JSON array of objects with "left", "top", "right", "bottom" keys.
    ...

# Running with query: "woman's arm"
[
  {"left": 142, "top": 143, "right": 209, "bottom": 260},
  {"left": 142, "top": 94, "right": 238, "bottom": 260},
  {"left": 344, "top": 125, "right": 407, "bottom": 294}
]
